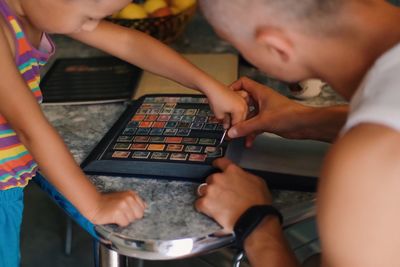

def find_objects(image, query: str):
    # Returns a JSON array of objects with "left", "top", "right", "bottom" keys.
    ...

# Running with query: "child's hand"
[
  {"left": 89, "top": 191, "right": 146, "bottom": 227},
  {"left": 206, "top": 84, "right": 248, "bottom": 128}
]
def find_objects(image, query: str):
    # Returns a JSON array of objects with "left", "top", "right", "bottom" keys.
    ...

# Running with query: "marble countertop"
[
  {"left": 42, "top": 102, "right": 317, "bottom": 241},
  {"left": 41, "top": 13, "right": 345, "bottom": 242}
]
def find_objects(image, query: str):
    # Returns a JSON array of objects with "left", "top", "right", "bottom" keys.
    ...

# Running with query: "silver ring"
[{"left": 197, "top": 183, "right": 208, "bottom": 197}]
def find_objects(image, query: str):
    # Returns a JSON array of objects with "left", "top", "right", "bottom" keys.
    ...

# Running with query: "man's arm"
[
  {"left": 318, "top": 123, "right": 400, "bottom": 267},
  {"left": 195, "top": 158, "right": 300, "bottom": 267},
  {"left": 244, "top": 217, "right": 300, "bottom": 267},
  {"left": 293, "top": 105, "right": 348, "bottom": 142}
]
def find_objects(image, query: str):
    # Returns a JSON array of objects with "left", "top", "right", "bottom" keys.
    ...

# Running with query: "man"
[{"left": 195, "top": 1, "right": 400, "bottom": 266}]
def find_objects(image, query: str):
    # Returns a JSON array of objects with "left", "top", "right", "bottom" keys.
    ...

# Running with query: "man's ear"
[{"left": 255, "top": 27, "right": 294, "bottom": 63}]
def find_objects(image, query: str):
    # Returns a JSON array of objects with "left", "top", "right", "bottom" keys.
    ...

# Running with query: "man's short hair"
[{"left": 199, "top": 0, "right": 351, "bottom": 35}]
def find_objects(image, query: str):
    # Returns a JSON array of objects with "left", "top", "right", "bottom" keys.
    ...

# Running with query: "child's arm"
[
  {"left": 0, "top": 28, "right": 145, "bottom": 227},
  {"left": 68, "top": 21, "right": 247, "bottom": 126}
]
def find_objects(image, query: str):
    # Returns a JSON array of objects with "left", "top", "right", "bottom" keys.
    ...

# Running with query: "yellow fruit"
[
  {"left": 117, "top": 3, "right": 148, "bottom": 19},
  {"left": 171, "top": 0, "right": 196, "bottom": 12},
  {"left": 143, "top": 0, "right": 168, "bottom": 14},
  {"left": 170, "top": 6, "right": 180, "bottom": 15}
]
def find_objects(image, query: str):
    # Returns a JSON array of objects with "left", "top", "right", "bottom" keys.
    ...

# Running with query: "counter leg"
[
  {"left": 94, "top": 240, "right": 100, "bottom": 267},
  {"left": 99, "top": 244, "right": 128, "bottom": 267},
  {"left": 129, "top": 258, "right": 145, "bottom": 267},
  {"left": 64, "top": 217, "right": 73, "bottom": 255},
  {"left": 232, "top": 251, "right": 245, "bottom": 267},
  {"left": 136, "top": 259, "right": 144, "bottom": 267}
]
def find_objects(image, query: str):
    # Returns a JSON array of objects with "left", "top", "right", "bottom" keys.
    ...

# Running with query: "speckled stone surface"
[{"left": 41, "top": 13, "right": 347, "bottom": 242}]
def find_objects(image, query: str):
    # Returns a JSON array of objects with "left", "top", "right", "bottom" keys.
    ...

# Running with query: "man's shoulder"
[
  {"left": 361, "top": 42, "right": 400, "bottom": 96},
  {"left": 342, "top": 43, "right": 400, "bottom": 134}
]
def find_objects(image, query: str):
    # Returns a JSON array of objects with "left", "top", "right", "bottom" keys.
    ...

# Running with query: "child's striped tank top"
[{"left": 0, "top": 0, "right": 55, "bottom": 190}]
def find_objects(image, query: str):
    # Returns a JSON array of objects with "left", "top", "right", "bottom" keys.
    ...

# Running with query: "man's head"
[
  {"left": 199, "top": 0, "right": 383, "bottom": 88},
  {"left": 200, "top": 0, "right": 347, "bottom": 36}
]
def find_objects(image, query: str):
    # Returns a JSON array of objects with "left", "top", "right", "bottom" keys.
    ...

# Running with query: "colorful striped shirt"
[{"left": 0, "top": 0, "right": 55, "bottom": 190}]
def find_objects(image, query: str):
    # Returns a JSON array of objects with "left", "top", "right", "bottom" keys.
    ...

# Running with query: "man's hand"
[
  {"left": 228, "top": 77, "right": 312, "bottom": 147},
  {"left": 88, "top": 191, "right": 146, "bottom": 227},
  {"left": 195, "top": 158, "right": 272, "bottom": 232}
]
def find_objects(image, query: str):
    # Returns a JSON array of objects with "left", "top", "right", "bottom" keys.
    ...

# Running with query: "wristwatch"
[{"left": 233, "top": 205, "right": 283, "bottom": 249}]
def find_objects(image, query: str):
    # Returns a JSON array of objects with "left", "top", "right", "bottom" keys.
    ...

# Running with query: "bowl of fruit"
[{"left": 109, "top": 0, "right": 197, "bottom": 43}]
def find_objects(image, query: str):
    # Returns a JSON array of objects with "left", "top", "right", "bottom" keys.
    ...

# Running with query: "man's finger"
[
  {"left": 223, "top": 114, "right": 231, "bottom": 129},
  {"left": 228, "top": 115, "right": 263, "bottom": 138},
  {"left": 212, "top": 157, "right": 234, "bottom": 171},
  {"left": 245, "top": 133, "right": 258, "bottom": 148},
  {"left": 195, "top": 197, "right": 211, "bottom": 214},
  {"left": 229, "top": 78, "right": 244, "bottom": 91}
]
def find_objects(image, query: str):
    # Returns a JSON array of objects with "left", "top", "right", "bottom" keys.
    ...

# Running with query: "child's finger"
[
  {"left": 137, "top": 198, "right": 147, "bottom": 211},
  {"left": 236, "top": 90, "right": 250, "bottom": 102},
  {"left": 115, "top": 211, "right": 130, "bottom": 227},
  {"left": 124, "top": 203, "right": 137, "bottom": 222},
  {"left": 231, "top": 106, "right": 248, "bottom": 126},
  {"left": 129, "top": 190, "right": 146, "bottom": 210},
  {"left": 132, "top": 203, "right": 145, "bottom": 219},
  {"left": 213, "top": 108, "right": 225, "bottom": 121},
  {"left": 223, "top": 115, "right": 231, "bottom": 129},
  {"left": 126, "top": 197, "right": 144, "bottom": 219},
  {"left": 130, "top": 194, "right": 146, "bottom": 217}
]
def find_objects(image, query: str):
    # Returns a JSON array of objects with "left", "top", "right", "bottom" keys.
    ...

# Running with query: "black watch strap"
[{"left": 233, "top": 205, "right": 283, "bottom": 249}]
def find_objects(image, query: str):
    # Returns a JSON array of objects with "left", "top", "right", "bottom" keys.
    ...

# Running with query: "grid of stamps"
[{"left": 106, "top": 96, "right": 226, "bottom": 163}]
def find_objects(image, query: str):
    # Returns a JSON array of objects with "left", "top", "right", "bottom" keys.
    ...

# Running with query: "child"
[{"left": 0, "top": 0, "right": 247, "bottom": 265}]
